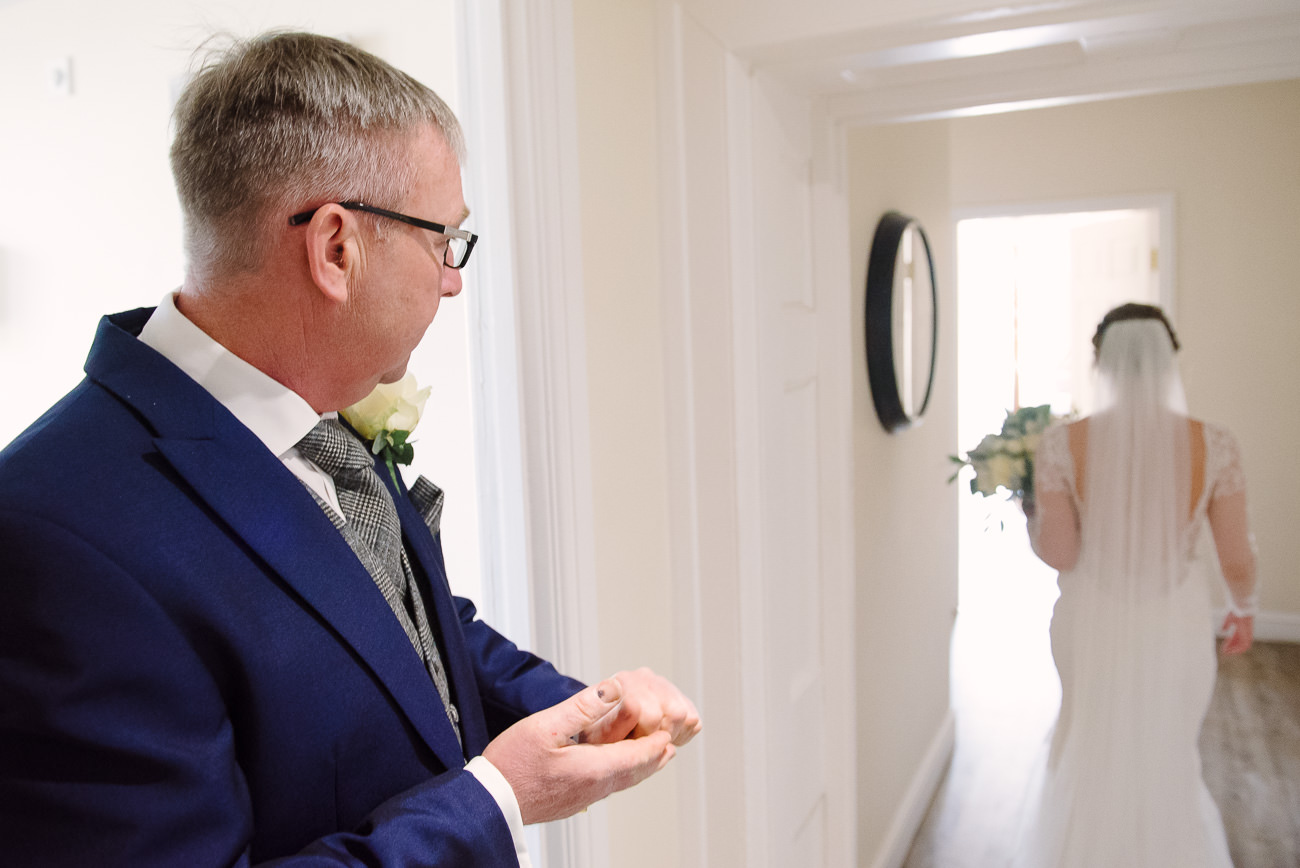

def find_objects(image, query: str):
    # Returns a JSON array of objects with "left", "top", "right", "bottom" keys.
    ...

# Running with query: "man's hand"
[
  {"left": 1220, "top": 612, "right": 1254, "bottom": 655},
  {"left": 578, "top": 667, "right": 702, "bottom": 747},
  {"left": 483, "top": 677, "right": 681, "bottom": 825}
]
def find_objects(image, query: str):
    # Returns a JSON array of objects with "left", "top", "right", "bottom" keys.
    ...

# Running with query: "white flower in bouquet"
[
  {"left": 985, "top": 452, "right": 1026, "bottom": 493},
  {"left": 950, "top": 404, "right": 1060, "bottom": 502}
]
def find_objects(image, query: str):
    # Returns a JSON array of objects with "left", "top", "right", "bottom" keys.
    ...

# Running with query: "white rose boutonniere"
[{"left": 341, "top": 372, "right": 432, "bottom": 487}]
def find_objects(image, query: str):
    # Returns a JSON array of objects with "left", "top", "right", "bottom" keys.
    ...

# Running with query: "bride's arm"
[
  {"left": 1207, "top": 427, "right": 1258, "bottom": 655},
  {"left": 1028, "top": 489, "right": 1080, "bottom": 570},
  {"left": 1027, "top": 425, "right": 1081, "bottom": 570},
  {"left": 1208, "top": 489, "right": 1257, "bottom": 654}
]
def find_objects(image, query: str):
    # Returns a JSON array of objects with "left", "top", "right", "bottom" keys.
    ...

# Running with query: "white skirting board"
[
  {"left": 1216, "top": 609, "right": 1300, "bottom": 644},
  {"left": 868, "top": 709, "right": 957, "bottom": 868},
  {"left": 1246, "top": 610, "right": 1300, "bottom": 644}
]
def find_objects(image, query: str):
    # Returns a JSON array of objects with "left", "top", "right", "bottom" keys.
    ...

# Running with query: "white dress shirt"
[{"left": 138, "top": 293, "right": 530, "bottom": 867}]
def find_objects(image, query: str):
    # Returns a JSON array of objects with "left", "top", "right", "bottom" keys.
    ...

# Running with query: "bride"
[{"left": 1016, "top": 303, "right": 1258, "bottom": 867}]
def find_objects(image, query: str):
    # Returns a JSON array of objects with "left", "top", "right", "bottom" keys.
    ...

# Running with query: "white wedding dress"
[
  {"left": 1014, "top": 421, "right": 1246, "bottom": 867},
  {"left": 1014, "top": 320, "right": 1256, "bottom": 868}
]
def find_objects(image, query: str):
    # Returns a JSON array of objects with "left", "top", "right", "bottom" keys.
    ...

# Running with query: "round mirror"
[{"left": 865, "top": 211, "right": 938, "bottom": 433}]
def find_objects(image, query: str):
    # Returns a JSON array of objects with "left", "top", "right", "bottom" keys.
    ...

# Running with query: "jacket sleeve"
[{"left": 453, "top": 593, "right": 586, "bottom": 739}]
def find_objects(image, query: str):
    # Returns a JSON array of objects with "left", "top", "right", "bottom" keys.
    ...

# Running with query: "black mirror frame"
[{"left": 864, "top": 210, "right": 939, "bottom": 433}]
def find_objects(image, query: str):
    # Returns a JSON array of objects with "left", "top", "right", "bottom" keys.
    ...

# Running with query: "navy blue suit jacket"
[{"left": 0, "top": 309, "right": 584, "bottom": 866}]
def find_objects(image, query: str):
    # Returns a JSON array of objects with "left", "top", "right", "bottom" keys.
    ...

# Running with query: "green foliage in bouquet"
[{"left": 949, "top": 404, "right": 1056, "bottom": 502}]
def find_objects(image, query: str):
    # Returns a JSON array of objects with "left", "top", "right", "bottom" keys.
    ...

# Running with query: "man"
[{"left": 0, "top": 31, "right": 699, "bottom": 866}]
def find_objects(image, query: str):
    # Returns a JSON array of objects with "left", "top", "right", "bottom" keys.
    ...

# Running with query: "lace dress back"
[{"left": 1035, "top": 419, "right": 1248, "bottom": 563}]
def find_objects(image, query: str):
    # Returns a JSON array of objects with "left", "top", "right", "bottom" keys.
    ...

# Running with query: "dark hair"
[{"left": 1092, "top": 303, "right": 1180, "bottom": 357}]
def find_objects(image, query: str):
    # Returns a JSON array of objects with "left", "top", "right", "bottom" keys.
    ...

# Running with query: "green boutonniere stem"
[{"left": 371, "top": 429, "right": 415, "bottom": 489}]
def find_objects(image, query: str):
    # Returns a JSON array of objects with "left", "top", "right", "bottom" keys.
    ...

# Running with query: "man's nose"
[{"left": 442, "top": 264, "right": 463, "bottom": 298}]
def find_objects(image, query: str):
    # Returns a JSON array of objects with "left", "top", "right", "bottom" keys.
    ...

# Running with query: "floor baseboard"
[
  {"left": 868, "top": 709, "right": 956, "bottom": 868},
  {"left": 1217, "top": 609, "right": 1300, "bottom": 644},
  {"left": 1254, "top": 610, "right": 1300, "bottom": 644}
]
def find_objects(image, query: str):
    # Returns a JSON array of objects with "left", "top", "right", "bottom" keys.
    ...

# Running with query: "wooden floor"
[
  {"left": 1201, "top": 641, "right": 1300, "bottom": 866},
  {"left": 902, "top": 519, "right": 1300, "bottom": 867}
]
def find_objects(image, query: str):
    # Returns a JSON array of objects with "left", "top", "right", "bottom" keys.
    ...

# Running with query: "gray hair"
[{"left": 170, "top": 31, "right": 464, "bottom": 280}]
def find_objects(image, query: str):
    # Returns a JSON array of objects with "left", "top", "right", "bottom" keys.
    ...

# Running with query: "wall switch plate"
[{"left": 47, "top": 56, "right": 74, "bottom": 96}]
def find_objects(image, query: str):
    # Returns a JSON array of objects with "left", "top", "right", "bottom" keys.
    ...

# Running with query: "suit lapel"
[{"left": 86, "top": 311, "right": 467, "bottom": 771}]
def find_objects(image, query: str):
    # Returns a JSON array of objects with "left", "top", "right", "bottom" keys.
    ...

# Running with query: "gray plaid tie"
[{"left": 296, "top": 419, "right": 461, "bottom": 746}]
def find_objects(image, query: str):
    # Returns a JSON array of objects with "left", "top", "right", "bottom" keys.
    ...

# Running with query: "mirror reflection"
[{"left": 892, "top": 224, "right": 936, "bottom": 420}]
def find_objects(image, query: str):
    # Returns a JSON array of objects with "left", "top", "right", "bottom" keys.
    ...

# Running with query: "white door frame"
[{"left": 456, "top": 2, "right": 605, "bottom": 866}]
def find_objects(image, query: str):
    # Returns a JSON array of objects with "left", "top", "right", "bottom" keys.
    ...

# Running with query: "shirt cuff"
[{"left": 466, "top": 755, "right": 532, "bottom": 868}]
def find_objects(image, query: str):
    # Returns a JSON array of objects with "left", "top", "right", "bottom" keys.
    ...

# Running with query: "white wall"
[{"left": 0, "top": 0, "right": 486, "bottom": 599}]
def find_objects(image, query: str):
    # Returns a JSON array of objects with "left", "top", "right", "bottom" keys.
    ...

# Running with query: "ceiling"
[
  {"left": 681, "top": 0, "right": 1300, "bottom": 124},
  {"left": 5, "top": 0, "right": 1295, "bottom": 125}
]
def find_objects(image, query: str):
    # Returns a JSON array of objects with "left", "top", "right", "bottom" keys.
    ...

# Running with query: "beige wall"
[
  {"left": 944, "top": 80, "right": 1300, "bottom": 619},
  {"left": 571, "top": 1, "right": 684, "bottom": 865},
  {"left": 848, "top": 121, "right": 962, "bottom": 856}
]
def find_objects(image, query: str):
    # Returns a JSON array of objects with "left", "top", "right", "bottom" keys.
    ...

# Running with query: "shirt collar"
[{"left": 138, "top": 292, "right": 325, "bottom": 456}]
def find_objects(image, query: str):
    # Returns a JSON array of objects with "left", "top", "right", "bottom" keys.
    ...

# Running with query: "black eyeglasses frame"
[{"left": 289, "top": 201, "right": 478, "bottom": 269}]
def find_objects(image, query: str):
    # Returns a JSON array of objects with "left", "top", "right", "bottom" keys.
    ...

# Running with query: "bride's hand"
[{"left": 1220, "top": 612, "right": 1254, "bottom": 655}]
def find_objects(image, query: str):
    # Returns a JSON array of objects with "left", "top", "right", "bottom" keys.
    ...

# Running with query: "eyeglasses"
[{"left": 289, "top": 201, "right": 479, "bottom": 269}]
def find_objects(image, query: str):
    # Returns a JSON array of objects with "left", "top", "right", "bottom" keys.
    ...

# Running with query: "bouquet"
[{"left": 949, "top": 404, "right": 1056, "bottom": 504}]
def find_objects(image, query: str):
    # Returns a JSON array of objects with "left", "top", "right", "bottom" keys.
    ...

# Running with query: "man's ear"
[{"left": 302, "top": 205, "right": 361, "bottom": 304}]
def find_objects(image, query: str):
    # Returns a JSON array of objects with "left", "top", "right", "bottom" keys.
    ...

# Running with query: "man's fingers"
[
  {"left": 548, "top": 679, "right": 624, "bottom": 746},
  {"left": 579, "top": 693, "right": 640, "bottom": 744},
  {"left": 588, "top": 668, "right": 704, "bottom": 747},
  {"left": 657, "top": 695, "right": 702, "bottom": 746},
  {"left": 579, "top": 688, "right": 698, "bottom": 746},
  {"left": 584, "top": 729, "right": 676, "bottom": 794}
]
